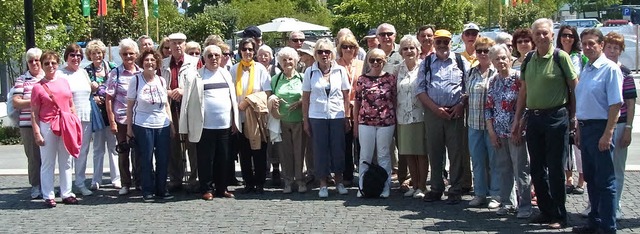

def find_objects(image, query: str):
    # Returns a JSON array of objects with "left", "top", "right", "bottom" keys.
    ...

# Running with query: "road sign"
[{"left": 623, "top": 7, "right": 631, "bottom": 16}]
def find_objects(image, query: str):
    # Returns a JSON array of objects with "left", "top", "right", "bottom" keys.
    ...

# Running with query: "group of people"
[{"left": 12, "top": 17, "right": 636, "bottom": 233}]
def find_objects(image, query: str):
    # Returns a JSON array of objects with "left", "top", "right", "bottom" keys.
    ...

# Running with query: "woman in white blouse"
[
  {"left": 393, "top": 35, "right": 427, "bottom": 199},
  {"left": 302, "top": 38, "right": 351, "bottom": 198},
  {"left": 59, "top": 43, "right": 96, "bottom": 197}
]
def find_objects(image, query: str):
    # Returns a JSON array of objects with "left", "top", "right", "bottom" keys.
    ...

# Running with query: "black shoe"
[
  {"left": 566, "top": 185, "right": 575, "bottom": 194},
  {"left": 142, "top": 195, "right": 155, "bottom": 202},
  {"left": 446, "top": 194, "right": 462, "bottom": 205},
  {"left": 241, "top": 186, "right": 255, "bottom": 194},
  {"left": 572, "top": 225, "right": 597, "bottom": 233},
  {"left": 573, "top": 186, "right": 585, "bottom": 195},
  {"left": 255, "top": 186, "right": 264, "bottom": 194},
  {"left": 461, "top": 187, "right": 474, "bottom": 196},
  {"left": 271, "top": 170, "right": 281, "bottom": 186},
  {"left": 529, "top": 214, "right": 553, "bottom": 224},
  {"left": 158, "top": 192, "right": 174, "bottom": 200},
  {"left": 423, "top": 192, "right": 443, "bottom": 202},
  {"left": 167, "top": 183, "right": 183, "bottom": 192}
]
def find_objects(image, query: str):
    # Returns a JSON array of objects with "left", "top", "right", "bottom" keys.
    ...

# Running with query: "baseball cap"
[
  {"left": 297, "top": 41, "right": 316, "bottom": 56},
  {"left": 434, "top": 30, "right": 452, "bottom": 39},
  {"left": 363, "top": 29, "right": 377, "bottom": 39},
  {"left": 242, "top": 26, "right": 262, "bottom": 39},
  {"left": 463, "top": 23, "right": 480, "bottom": 33},
  {"left": 168, "top": 33, "right": 187, "bottom": 41}
]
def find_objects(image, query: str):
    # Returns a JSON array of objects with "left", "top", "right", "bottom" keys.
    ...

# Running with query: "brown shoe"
[
  {"left": 221, "top": 192, "right": 235, "bottom": 198},
  {"left": 62, "top": 196, "right": 79, "bottom": 205},
  {"left": 202, "top": 193, "right": 214, "bottom": 200}
]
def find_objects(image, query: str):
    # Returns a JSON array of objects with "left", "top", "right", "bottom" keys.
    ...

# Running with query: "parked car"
[{"left": 562, "top": 19, "right": 602, "bottom": 28}]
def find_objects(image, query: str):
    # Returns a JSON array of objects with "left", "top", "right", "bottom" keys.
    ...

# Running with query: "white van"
[{"left": 561, "top": 19, "right": 602, "bottom": 28}]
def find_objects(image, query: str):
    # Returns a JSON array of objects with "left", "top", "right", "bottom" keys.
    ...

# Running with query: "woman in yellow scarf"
[{"left": 230, "top": 38, "right": 273, "bottom": 194}]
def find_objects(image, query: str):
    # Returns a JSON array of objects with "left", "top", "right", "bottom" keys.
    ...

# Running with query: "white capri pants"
[
  {"left": 39, "top": 121, "right": 75, "bottom": 199},
  {"left": 358, "top": 124, "right": 395, "bottom": 191}
]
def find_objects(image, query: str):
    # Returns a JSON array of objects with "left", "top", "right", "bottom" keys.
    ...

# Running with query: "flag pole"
[
  {"left": 156, "top": 18, "right": 160, "bottom": 42},
  {"left": 146, "top": 16, "right": 149, "bottom": 36}
]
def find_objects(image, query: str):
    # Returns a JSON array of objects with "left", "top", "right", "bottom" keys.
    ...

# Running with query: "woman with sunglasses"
[
  {"left": 511, "top": 29, "right": 535, "bottom": 71},
  {"left": 220, "top": 43, "right": 235, "bottom": 71},
  {"left": 466, "top": 37, "right": 501, "bottom": 209},
  {"left": 394, "top": 35, "right": 426, "bottom": 199},
  {"left": 126, "top": 50, "right": 174, "bottom": 201},
  {"left": 157, "top": 37, "right": 171, "bottom": 59},
  {"left": 59, "top": 43, "right": 96, "bottom": 198},
  {"left": 180, "top": 45, "right": 239, "bottom": 200},
  {"left": 353, "top": 48, "right": 397, "bottom": 198},
  {"left": 84, "top": 39, "right": 120, "bottom": 191},
  {"left": 13, "top": 48, "right": 44, "bottom": 199},
  {"left": 556, "top": 25, "right": 588, "bottom": 196},
  {"left": 302, "top": 38, "right": 351, "bottom": 198},
  {"left": 31, "top": 51, "right": 80, "bottom": 207},
  {"left": 106, "top": 38, "right": 142, "bottom": 196},
  {"left": 230, "top": 38, "right": 272, "bottom": 194},
  {"left": 336, "top": 34, "right": 363, "bottom": 186}
]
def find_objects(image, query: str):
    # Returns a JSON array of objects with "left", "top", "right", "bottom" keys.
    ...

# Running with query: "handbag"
[
  {"left": 41, "top": 82, "right": 83, "bottom": 158},
  {"left": 89, "top": 96, "right": 106, "bottom": 132}
]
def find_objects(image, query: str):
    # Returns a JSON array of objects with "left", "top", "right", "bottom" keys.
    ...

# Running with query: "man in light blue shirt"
[{"left": 572, "top": 28, "right": 623, "bottom": 234}]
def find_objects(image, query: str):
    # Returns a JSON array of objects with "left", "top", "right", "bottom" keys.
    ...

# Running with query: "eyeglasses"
[
  {"left": 506, "top": 44, "right": 513, "bottom": 49},
  {"left": 222, "top": 52, "right": 232, "bottom": 56},
  {"left": 475, "top": 49, "right": 489, "bottom": 55},
  {"left": 516, "top": 39, "right": 531, "bottom": 44},
  {"left": 561, "top": 33, "right": 574, "bottom": 39},
  {"left": 341, "top": 45, "right": 356, "bottom": 50},
  {"left": 189, "top": 52, "right": 201, "bottom": 56},
  {"left": 378, "top": 32, "right": 394, "bottom": 37},
  {"left": 28, "top": 59, "right": 40, "bottom": 63},
  {"left": 368, "top": 58, "right": 384, "bottom": 64},
  {"left": 316, "top": 50, "right": 331, "bottom": 55},
  {"left": 69, "top": 53, "right": 82, "bottom": 58},
  {"left": 241, "top": 48, "right": 254, "bottom": 52},
  {"left": 290, "top": 39, "right": 305, "bottom": 43},
  {"left": 121, "top": 52, "right": 136, "bottom": 57},
  {"left": 43, "top": 61, "right": 58, "bottom": 66},
  {"left": 434, "top": 39, "right": 450, "bottom": 45},
  {"left": 402, "top": 47, "right": 416, "bottom": 51},
  {"left": 464, "top": 31, "right": 478, "bottom": 36},
  {"left": 163, "top": 47, "right": 170, "bottom": 50},
  {"left": 207, "top": 54, "right": 220, "bottom": 59}
]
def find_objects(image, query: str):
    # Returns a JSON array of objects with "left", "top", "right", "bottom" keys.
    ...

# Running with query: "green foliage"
[
  {"left": 230, "top": 0, "right": 333, "bottom": 31},
  {"left": 91, "top": 1, "right": 144, "bottom": 46},
  {"left": 0, "top": 122, "right": 21, "bottom": 145},
  {"left": 566, "top": 0, "right": 621, "bottom": 17},
  {"left": 332, "top": 0, "right": 474, "bottom": 41},
  {"left": 501, "top": 2, "right": 554, "bottom": 33}
]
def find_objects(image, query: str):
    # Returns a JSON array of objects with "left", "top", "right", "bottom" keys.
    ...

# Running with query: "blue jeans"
[
  {"left": 579, "top": 120, "right": 616, "bottom": 232},
  {"left": 309, "top": 118, "right": 345, "bottom": 178},
  {"left": 132, "top": 124, "right": 170, "bottom": 197},
  {"left": 468, "top": 128, "right": 499, "bottom": 197},
  {"left": 526, "top": 107, "right": 568, "bottom": 222}
]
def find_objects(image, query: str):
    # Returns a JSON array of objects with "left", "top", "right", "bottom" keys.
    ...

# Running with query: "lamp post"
[{"left": 25, "top": 0, "right": 35, "bottom": 49}]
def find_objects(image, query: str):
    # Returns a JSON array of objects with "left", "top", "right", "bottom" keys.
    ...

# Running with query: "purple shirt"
[{"left": 105, "top": 64, "right": 141, "bottom": 124}]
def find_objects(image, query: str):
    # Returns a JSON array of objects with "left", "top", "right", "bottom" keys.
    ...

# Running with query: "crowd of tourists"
[{"left": 11, "top": 17, "right": 636, "bottom": 233}]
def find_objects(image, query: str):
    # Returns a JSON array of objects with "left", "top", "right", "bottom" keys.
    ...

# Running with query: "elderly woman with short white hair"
[
  {"left": 84, "top": 39, "right": 121, "bottom": 191},
  {"left": 269, "top": 47, "right": 305, "bottom": 194},
  {"left": 180, "top": 45, "right": 239, "bottom": 200},
  {"left": 185, "top": 41, "right": 202, "bottom": 58},
  {"left": 258, "top": 45, "right": 280, "bottom": 76},
  {"left": 13, "top": 47, "right": 44, "bottom": 199},
  {"left": 302, "top": 38, "right": 351, "bottom": 198},
  {"left": 106, "top": 38, "right": 142, "bottom": 196},
  {"left": 394, "top": 35, "right": 427, "bottom": 199}
]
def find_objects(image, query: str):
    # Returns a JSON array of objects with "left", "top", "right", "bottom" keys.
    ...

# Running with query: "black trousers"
[
  {"left": 233, "top": 131, "right": 267, "bottom": 188},
  {"left": 196, "top": 128, "right": 230, "bottom": 196}
]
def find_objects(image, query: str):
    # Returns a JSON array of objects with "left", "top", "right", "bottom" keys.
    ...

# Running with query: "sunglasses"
[
  {"left": 316, "top": 50, "right": 331, "bottom": 55},
  {"left": 291, "top": 39, "right": 305, "bottom": 43},
  {"left": 43, "top": 61, "right": 58, "bottom": 66},
  {"left": 435, "top": 39, "right": 450, "bottom": 45},
  {"left": 402, "top": 46, "right": 416, "bottom": 51},
  {"left": 341, "top": 45, "right": 356, "bottom": 50},
  {"left": 163, "top": 47, "right": 170, "bottom": 50},
  {"left": 28, "top": 59, "right": 40, "bottom": 63},
  {"left": 464, "top": 31, "right": 478, "bottom": 36},
  {"left": 475, "top": 49, "right": 489, "bottom": 55},
  {"left": 241, "top": 48, "right": 254, "bottom": 52},
  {"left": 561, "top": 33, "right": 574, "bottom": 39},
  {"left": 207, "top": 54, "right": 220, "bottom": 59},
  {"left": 378, "top": 32, "right": 394, "bottom": 37},
  {"left": 222, "top": 52, "right": 232, "bottom": 56},
  {"left": 368, "top": 58, "right": 384, "bottom": 64},
  {"left": 516, "top": 39, "right": 531, "bottom": 44},
  {"left": 69, "top": 53, "right": 82, "bottom": 58},
  {"left": 189, "top": 52, "right": 201, "bottom": 56}
]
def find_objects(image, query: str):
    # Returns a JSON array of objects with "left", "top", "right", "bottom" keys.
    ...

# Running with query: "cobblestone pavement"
[{"left": 1, "top": 173, "right": 640, "bottom": 233}]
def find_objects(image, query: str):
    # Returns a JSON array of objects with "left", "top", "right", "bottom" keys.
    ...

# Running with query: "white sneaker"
[
  {"left": 318, "top": 186, "right": 328, "bottom": 198},
  {"left": 357, "top": 190, "right": 363, "bottom": 198},
  {"left": 336, "top": 183, "right": 348, "bottom": 195},
  {"left": 404, "top": 188, "right": 416, "bottom": 197},
  {"left": 616, "top": 209, "right": 623, "bottom": 220},
  {"left": 112, "top": 182, "right": 122, "bottom": 189},
  {"left": 79, "top": 187, "right": 93, "bottom": 196},
  {"left": 30, "top": 186, "right": 41, "bottom": 199},
  {"left": 581, "top": 205, "right": 591, "bottom": 218},
  {"left": 90, "top": 182, "right": 100, "bottom": 191},
  {"left": 469, "top": 196, "right": 487, "bottom": 207},
  {"left": 487, "top": 198, "right": 501, "bottom": 209},
  {"left": 380, "top": 187, "right": 390, "bottom": 198},
  {"left": 413, "top": 189, "right": 425, "bottom": 199},
  {"left": 118, "top": 187, "right": 130, "bottom": 196}
]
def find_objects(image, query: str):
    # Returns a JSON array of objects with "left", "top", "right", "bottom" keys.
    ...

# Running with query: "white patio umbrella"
[{"left": 236, "top": 18, "right": 330, "bottom": 35}]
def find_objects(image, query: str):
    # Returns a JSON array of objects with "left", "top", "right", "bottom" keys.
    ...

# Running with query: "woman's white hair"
[
  {"left": 489, "top": 44, "right": 511, "bottom": 61},
  {"left": 399, "top": 35, "right": 421, "bottom": 54},
  {"left": 119, "top": 38, "right": 140, "bottom": 55},
  {"left": 258, "top": 45, "right": 274, "bottom": 58},
  {"left": 25, "top": 47, "right": 43, "bottom": 60},
  {"left": 276, "top": 47, "right": 300, "bottom": 66},
  {"left": 495, "top": 32, "right": 513, "bottom": 45}
]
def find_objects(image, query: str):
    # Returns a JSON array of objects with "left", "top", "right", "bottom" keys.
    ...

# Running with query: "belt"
[
  {"left": 528, "top": 105, "right": 565, "bottom": 116},
  {"left": 577, "top": 119, "right": 607, "bottom": 126}
]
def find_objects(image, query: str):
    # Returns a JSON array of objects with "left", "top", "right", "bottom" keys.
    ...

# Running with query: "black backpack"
[
  {"left": 359, "top": 161, "right": 388, "bottom": 198},
  {"left": 423, "top": 52, "right": 467, "bottom": 90}
]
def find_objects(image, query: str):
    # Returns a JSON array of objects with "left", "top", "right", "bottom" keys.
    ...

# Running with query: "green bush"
[{"left": 0, "top": 121, "right": 22, "bottom": 145}]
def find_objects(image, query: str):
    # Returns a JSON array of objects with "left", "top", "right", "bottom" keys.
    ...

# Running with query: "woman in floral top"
[
  {"left": 353, "top": 48, "right": 397, "bottom": 198},
  {"left": 484, "top": 44, "right": 532, "bottom": 218}
]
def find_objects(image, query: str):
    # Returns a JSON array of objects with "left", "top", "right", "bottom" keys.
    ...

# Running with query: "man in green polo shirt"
[{"left": 514, "top": 18, "right": 578, "bottom": 230}]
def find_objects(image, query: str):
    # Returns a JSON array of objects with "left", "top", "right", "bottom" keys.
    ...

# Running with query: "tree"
[
  {"left": 566, "top": 0, "right": 621, "bottom": 18},
  {"left": 501, "top": 2, "right": 552, "bottom": 32}
]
